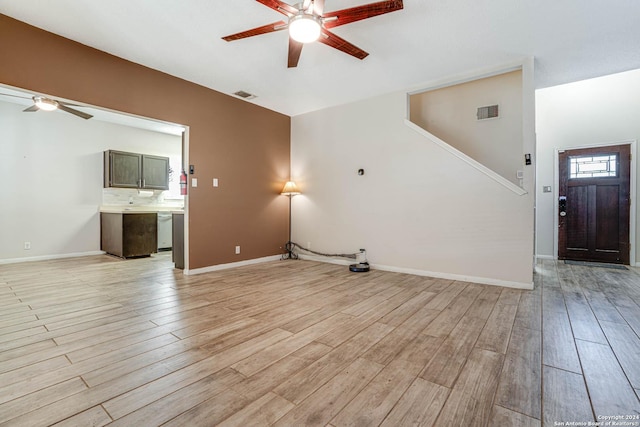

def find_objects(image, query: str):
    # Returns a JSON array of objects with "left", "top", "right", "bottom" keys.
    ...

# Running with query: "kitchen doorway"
[{"left": 557, "top": 144, "right": 631, "bottom": 264}]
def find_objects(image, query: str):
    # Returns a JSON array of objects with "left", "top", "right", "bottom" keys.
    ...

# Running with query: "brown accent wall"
[{"left": 0, "top": 14, "right": 290, "bottom": 269}]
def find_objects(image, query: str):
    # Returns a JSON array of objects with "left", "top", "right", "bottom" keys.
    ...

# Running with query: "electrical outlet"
[
  {"left": 235, "top": 245, "right": 240, "bottom": 254},
  {"left": 24, "top": 242, "right": 31, "bottom": 250}
]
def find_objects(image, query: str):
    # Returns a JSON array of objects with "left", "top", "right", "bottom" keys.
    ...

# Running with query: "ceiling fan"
[
  {"left": 0, "top": 92, "right": 93, "bottom": 120},
  {"left": 222, "top": 0, "right": 403, "bottom": 68}
]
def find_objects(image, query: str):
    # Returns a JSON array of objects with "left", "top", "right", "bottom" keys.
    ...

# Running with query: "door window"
[{"left": 569, "top": 154, "right": 618, "bottom": 179}]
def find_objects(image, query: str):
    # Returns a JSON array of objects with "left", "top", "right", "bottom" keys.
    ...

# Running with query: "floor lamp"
[{"left": 281, "top": 180, "right": 300, "bottom": 260}]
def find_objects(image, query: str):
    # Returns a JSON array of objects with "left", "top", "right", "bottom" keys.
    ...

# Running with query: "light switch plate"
[
  {"left": 191, "top": 178, "right": 198, "bottom": 188},
  {"left": 543, "top": 186, "right": 552, "bottom": 193},
  {"left": 213, "top": 178, "right": 218, "bottom": 187}
]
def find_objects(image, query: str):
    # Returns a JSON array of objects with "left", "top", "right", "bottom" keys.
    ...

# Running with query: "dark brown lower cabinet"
[
  {"left": 172, "top": 212, "right": 184, "bottom": 269},
  {"left": 101, "top": 212, "right": 158, "bottom": 258}
]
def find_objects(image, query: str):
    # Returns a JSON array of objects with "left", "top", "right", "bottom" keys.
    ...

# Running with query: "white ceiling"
[{"left": 1, "top": 0, "right": 640, "bottom": 117}]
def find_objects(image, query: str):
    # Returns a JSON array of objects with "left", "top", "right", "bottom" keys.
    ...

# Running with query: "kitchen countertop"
[{"left": 100, "top": 206, "right": 184, "bottom": 214}]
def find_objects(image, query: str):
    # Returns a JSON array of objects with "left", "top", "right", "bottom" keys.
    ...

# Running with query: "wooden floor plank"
[
  {"left": 377, "top": 290, "right": 437, "bottom": 327},
  {"left": 513, "top": 293, "right": 541, "bottom": 331},
  {"left": 0, "top": 354, "right": 70, "bottom": 389},
  {"left": 231, "top": 313, "right": 351, "bottom": 377},
  {"left": 575, "top": 339, "right": 640, "bottom": 418},
  {"left": 464, "top": 286, "right": 502, "bottom": 321},
  {"left": 475, "top": 302, "right": 518, "bottom": 354},
  {"left": 394, "top": 332, "right": 444, "bottom": 367},
  {"left": 274, "top": 322, "right": 394, "bottom": 405},
  {"left": 330, "top": 358, "right": 422, "bottom": 426},
  {"left": 434, "top": 348, "right": 504, "bottom": 427},
  {"left": 420, "top": 315, "right": 486, "bottom": 388},
  {"left": 379, "top": 378, "right": 450, "bottom": 427},
  {"left": 360, "top": 305, "right": 440, "bottom": 365},
  {"left": 599, "top": 320, "right": 640, "bottom": 388},
  {"left": 563, "top": 291, "right": 608, "bottom": 344},
  {"left": 217, "top": 392, "right": 294, "bottom": 427},
  {"left": 0, "top": 377, "right": 87, "bottom": 424},
  {"left": 489, "top": 405, "right": 540, "bottom": 427},
  {"left": 542, "top": 365, "right": 594, "bottom": 426},
  {"left": 231, "top": 342, "right": 333, "bottom": 402},
  {"left": 51, "top": 405, "right": 112, "bottom": 427},
  {"left": 314, "top": 289, "right": 416, "bottom": 348},
  {"left": 273, "top": 357, "right": 384, "bottom": 427},
  {"left": 542, "top": 307, "right": 582, "bottom": 373},
  {"left": 106, "top": 369, "right": 241, "bottom": 427},
  {"left": 495, "top": 326, "right": 541, "bottom": 419},
  {"left": 424, "top": 281, "right": 467, "bottom": 310},
  {"left": 160, "top": 388, "right": 250, "bottom": 427},
  {"left": 421, "top": 284, "right": 484, "bottom": 338},
  {"left": 102, "top": 330, "right": 288, "bottom": 419}
]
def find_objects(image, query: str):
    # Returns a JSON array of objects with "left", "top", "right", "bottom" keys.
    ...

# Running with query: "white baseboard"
[
  {"left": 535, "top": 254, "right": 556, "bottom": 261},
  {"left": 298, "top": 255, "right": 534, "bottom": 290},
  {"left": 185, "top": 255, "right": 282, "bottom": 275},
  {"left": 0, "top": 251, "right": 106, "bottom": 265}
]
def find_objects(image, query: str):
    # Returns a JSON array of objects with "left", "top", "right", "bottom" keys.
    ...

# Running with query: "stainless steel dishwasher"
[{"left": 157, "top": 212, "right": 173, "bottom": 251}]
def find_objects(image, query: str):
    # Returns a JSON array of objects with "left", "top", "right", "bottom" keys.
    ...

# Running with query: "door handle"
[{"left": 559, "top": 196, "right": 567, "bottom": 217}]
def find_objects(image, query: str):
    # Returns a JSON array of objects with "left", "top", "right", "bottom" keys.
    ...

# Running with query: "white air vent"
[
  {"left": 477, "top": 104, "right": 499, "bottom": 120},
  {"left": 233, "top": 90, "right": 256, "bottom": 100}
]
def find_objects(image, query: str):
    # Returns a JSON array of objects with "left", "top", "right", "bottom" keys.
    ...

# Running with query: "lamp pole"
[{"left": 281, "top": 181, "right": 300, "bottom": 260}]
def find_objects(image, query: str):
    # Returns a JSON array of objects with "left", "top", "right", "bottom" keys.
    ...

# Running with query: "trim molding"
[
  {"left": 185, "top": 255, "right": 282, "bottom": 275},
  {"left": 0, "top": 250, "right": 105, "bottom": 265},
  {"left": 535, "top": 254, "right": 556, "bottom": 261},
  {"left": 404, "top": 120, "right": 528, "bottom": 196},
  {"left": 298, "top": 254, "right": 533, "bottom": 290}
]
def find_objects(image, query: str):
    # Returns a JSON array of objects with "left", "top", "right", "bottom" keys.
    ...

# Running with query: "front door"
[{"left": 558, "top": 144, "right": 631, "bottom": 264}]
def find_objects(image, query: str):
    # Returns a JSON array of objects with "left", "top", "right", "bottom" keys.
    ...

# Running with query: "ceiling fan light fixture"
[
  {"left": 289, "top": 14, "right": 321, "bottom": 43},
  {"left": 33, "top": 96, "right": 58, "bottom": 111}
]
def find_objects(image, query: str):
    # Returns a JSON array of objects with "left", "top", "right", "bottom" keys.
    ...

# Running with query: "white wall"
[
  {"left": 0, "top": 101, "right": 181, "bottom": 262},
  {"left": 291, "top": 64, "right": 535, "bottom": 288},
  {"left": 410, "top": 70, "right": 523, "bottom": 185},
  {"left": 536, "top": 69, "right": 640, "bottom": 263}
]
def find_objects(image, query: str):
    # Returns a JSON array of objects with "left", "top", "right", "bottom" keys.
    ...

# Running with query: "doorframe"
[{"left": 553, "top": 139, "right": 636, "bottom": 265}]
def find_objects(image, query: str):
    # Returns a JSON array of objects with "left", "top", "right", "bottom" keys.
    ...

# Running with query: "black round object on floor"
[{"left": 349, "top": 262, "right": 370, "bottom": 273}]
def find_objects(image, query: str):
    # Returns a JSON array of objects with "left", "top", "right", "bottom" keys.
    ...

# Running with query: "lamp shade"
[
  {"left": 288, "top": 14, "right": 321, "bottom": 43},
  {"left": 33, "top": 96, "right": 58, "bottom": 111},
  {"left": 281, "top": 181, "right": 301, "bottom": 195}
]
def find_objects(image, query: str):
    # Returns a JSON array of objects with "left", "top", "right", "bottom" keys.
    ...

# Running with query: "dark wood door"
[{"left": 558, "top": 144, "right": 630, "bottom": 264}]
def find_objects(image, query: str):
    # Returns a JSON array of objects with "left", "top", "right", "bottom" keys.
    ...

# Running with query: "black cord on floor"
[{"left": 284, "top": 242, "right": 360, "bottom": 260}]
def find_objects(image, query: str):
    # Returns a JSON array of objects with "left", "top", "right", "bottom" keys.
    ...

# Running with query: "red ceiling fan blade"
[
  {"left": 313, "top": 0, "right": 325, "bottom": 15},
  {"left": 288, "top": 37, "right": 304, "bottom": 68},
  {"left": 322, "top": 0, "right": 403, "bottom": 29},
  {"left": 256, "top": 0, "right": 299, "bottom": 16},
  {"left": 318, "top": 29, "right": 368, "bottom": 60},
  {"left": 222, "top": 21, "right": 287, "bottom": 41}
]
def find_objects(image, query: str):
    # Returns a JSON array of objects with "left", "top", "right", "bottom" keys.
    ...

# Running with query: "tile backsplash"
[{"left": 102, "top": 188, "right": 184, "bottom": 208}]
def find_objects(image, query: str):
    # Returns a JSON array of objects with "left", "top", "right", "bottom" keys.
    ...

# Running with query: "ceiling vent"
[
  {"left": 477, "top": 104, "right": 499, "bottom": 120},
  {"left": 233, "top": 90, "right": 256, "bottom": 100}
]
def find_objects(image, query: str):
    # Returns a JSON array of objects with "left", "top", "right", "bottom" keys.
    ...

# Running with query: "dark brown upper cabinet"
[{"left": 104, "top": 150, "right": 170, "bottom": 190}]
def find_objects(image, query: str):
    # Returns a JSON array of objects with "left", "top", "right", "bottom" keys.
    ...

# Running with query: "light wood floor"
[{"left": 1, "top": 254, "right": 640, "bottom": 426}]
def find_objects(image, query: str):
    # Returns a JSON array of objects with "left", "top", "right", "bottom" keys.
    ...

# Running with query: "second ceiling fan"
[{"left": 222, "top": 0, "right": 403, "bottom": 68}]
